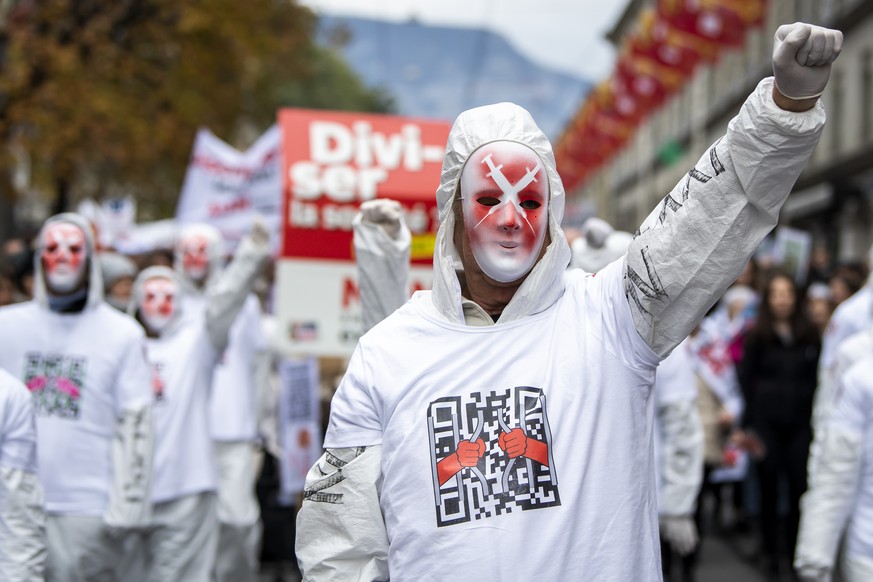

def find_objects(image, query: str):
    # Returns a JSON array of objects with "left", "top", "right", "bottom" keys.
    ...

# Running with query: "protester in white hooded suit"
[
  {"left": 794, "top": 355, "right": 873, "bottom": 582},
  {"left": 0, "top": 213, "right": 154, "bottom": 582},
  {"left": 122, "top": 222, "right": 269, "bottom": 581},
  {"left": 0, "top": 368, "right": 46, "bottom": 580},
  {"left": 173, "top": 223, "right": 267, "bottom": 581},
  {"left": 570, "top": 217, "right": 635, "bottom": 274},
  {"left": 296, "top": 23, "right": 840, "bottom": 581}
]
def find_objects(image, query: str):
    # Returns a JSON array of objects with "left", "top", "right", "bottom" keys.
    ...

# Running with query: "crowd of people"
[{"left": 0, "top": 19, "right": 864, "bottom": 582}]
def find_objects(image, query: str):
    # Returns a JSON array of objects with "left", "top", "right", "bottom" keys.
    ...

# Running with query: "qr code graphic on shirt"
[
  {"left": 23, "top": 352, "right": 87, "bottom": 419},
  {"left": 427, "top": 386, "right": 560, "bottom": 527}
]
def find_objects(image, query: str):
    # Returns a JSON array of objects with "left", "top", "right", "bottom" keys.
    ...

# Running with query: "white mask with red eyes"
[
  {"left": 140, "top": 277, "right": 178, "bottom": 334},
  {"left": 178, "top": 234, "right": 210, "bottom": 282},
  {"left": 41, "top": 223, "right": 88, "bottom": 294},
  {"left": 460, "top": 141, "right": 549, "bottom": 283}
]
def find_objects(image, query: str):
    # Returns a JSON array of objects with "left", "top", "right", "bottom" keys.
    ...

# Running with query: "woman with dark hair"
[{"left": 738, "top": 272, "right": 821, "bottom": 581}]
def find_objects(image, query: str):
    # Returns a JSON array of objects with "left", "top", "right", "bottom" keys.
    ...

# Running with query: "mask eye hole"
[
  {"left": 45, "top": 243, "right": 58, "bottom": 254},
  {"left": 519, "top": 200, "right": 542, "bottom": 210},
  {"left": 476, "top": 196, "right": 500, "bottom": 207},
  {"left": 69, "top": 245, "right": 82, "bottom": 254}
]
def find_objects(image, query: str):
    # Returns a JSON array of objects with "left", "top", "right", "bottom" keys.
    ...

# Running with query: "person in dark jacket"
[{"left": 738, "top": 271, "right": 821, "bottom": 580}]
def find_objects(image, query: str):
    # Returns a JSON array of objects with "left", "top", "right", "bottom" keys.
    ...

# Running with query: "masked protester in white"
[
  {"left": 0, "top": 368, "right": 46, "bottom": 581},
  {"left": 794, "top": 356, "right": 873, "bottom": 582},
  {"left": 120, "top": 223, "right": 269, "bottom": 582},
  {"left": 296, "top": 23, "right": 838, "bottom": 581},
  {"left": 0, "top": 213, "right": 154, "bottom": 582},
  {"left": 173, "top": 223, "right": 267, "bottom": 581}
]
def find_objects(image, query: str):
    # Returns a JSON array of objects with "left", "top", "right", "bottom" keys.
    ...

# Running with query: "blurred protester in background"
[
  {"left": 812, "top": 245, "right": 873, "bottom": 493},
  {"left": 828, "top": 266, "right": 864, "bottom": 308},
  {"left": 569, "top": 217, "right": 634, "bottom": 274},
  {"left": 0, "top": 368, "right": 46, "bottom": 580},
  {"left": 653, "top": 339, "right": 704, "bottom": 582},
  {"left": 174, "top": 223, "right": 266, "bottom": 582},
  {"left": 807, "top": 244, "right": 833, "bottom": 286},
  {"left": 2, "top": 240, "right": 35, "bottom": 303},
  {"left": 794, "top": 352, "right": 873, "bottom": 582},
  {"left": 0, "top": 213, "right": 153, "bottom": 582},
  {"left": 706, "top": 282, "right": 759, "bottom": 366},
  {"left": 121, "top": 222, "right": 268, "bottom": 581},
  {"left": 98, "top": 252, "right": 139, "bottom": 312},
  {"left": 805, "top": 282, "right": 833, "bottom": 337},
  {"left": 687, "top": 317, "right": 746, "bottom": 550},
  {"left": 738, "top": 272, "right": 820, "bottom": 580}
]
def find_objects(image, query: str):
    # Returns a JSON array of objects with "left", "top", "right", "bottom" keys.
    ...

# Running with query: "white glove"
[
  {"left": 796, "top": 565, "right": 830, "bottom": 582},
  {"left": 359, "top": 199, "right": 404, "bottom": 240},
  {"left": 772, "top": 23, "right": 843, "bottom": 100},
  {"left": 659, "top": 515, "right": 698, "bottom": 556}
]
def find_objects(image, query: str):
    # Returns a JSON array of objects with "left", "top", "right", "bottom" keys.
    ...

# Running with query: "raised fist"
[
  {"left": 456, "top": 438, "right": 485, "bottom": 467},
  {"left": 499, "top": 428, "right": 528, "bottom": 458},
  {"left": 359, "top": 199, "right": 404, "bottom": 240},
  {"left": 773, "top": 23, "right": 843, "bottom": 100}
]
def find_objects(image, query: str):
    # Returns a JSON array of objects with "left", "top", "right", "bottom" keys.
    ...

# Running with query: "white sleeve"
[
  {"left": 296, "top": 446, "right": 389, "bottom": 581},
  {"left": 105, "top": 331, "right": 154, "bottom": 530},
  {"left": 656, "top": 389, "right": 704, "bottom": 516},
  {"left": 0, "top": 383, "right": 46, "bottom": 581},
  {"left": 205, "top": 234, "right": 270, "bottom": 353},
  {"left": 795, "top": 369, "right": 867, "bottom": 575},
  {"left": 353, "top": 214, "right": 411, "bottom": 333},
  {"left": 104, "top": 403, "right": 153, "bottom": 531},
  {"left": 625, "top": 78, "right": 825, "bottom": 356}
]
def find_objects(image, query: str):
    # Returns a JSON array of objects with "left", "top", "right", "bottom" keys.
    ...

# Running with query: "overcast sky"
[{"left": 298, "top": 0, "right": 626, "bottom": 81}]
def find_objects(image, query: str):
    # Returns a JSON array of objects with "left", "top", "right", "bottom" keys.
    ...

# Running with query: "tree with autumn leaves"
[{"left": 0, "top": 0, "right": 393, "bottom": 226}]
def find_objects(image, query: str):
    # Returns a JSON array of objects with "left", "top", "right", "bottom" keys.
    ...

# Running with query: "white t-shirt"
[
  {"left": 0, "top": 301, "right": 152, "bottom": 515},
  {"left": 830, "top": 358, "right": 873, "bottom": 561},
  {"left": 146, "top": 324, "right": 218, "bottom": 503},
  {"left": 208, "top": 295, "right": 265, "bottom": 442},
  {"left": 327, "top": 261, "right": 662, "bottom": 581}
]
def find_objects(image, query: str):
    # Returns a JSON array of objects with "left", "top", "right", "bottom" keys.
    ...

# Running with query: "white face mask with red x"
[
  {"left": 41, "top": 223, "right": 88, "bottom": 294},
  {"left": 460, "top": 141, "right": 550, "bottom": 283},
  {"left": 139, "top": 277, "right": 178, "bottom": 334}
]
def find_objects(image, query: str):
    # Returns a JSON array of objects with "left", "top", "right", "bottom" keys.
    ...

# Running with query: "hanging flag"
[{"left": 658, "top": 0, "right": 747, "bottom": 49}]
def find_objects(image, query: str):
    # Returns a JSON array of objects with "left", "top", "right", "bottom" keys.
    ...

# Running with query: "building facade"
[{"left": 571, "top": 0, "right": 873, "bottom": 263}]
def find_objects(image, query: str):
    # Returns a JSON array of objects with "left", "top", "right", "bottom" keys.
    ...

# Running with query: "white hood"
[
  {"left": 33, "top": 212, "right": 104, "bottom": 311},
  {"left": 432, "top": 102, "right": 572, "bottom": 324}
]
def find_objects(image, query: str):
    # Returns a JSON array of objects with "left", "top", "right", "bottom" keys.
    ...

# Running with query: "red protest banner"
[{"left": 279, "top": 108, "right": 451, "bottom": 264}]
